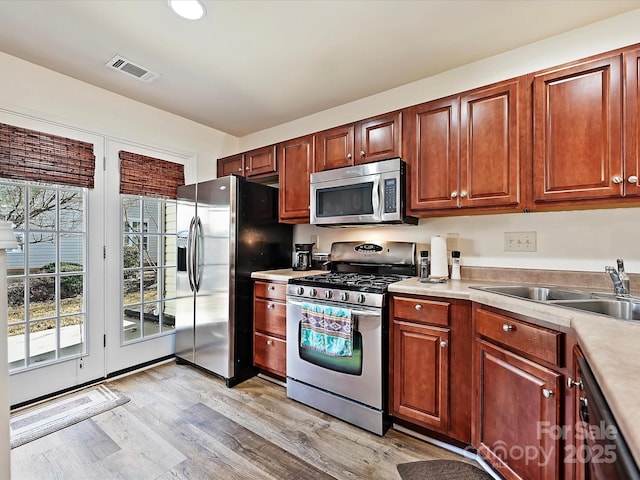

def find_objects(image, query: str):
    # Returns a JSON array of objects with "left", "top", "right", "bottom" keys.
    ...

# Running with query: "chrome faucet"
[{"left": 606, "top": 258, "right": 630, "bottom": 296}]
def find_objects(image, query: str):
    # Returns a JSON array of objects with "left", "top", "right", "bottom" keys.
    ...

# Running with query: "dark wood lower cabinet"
[
  {"left": 474, "top": 338, "right": 562, "bottom": 480},
  {"left": 390, "top": 294, "right": 472, "bottom": 444}
]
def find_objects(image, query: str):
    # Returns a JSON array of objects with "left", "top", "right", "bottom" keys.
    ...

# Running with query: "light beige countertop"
[
  {"left": 389, "top": 277, "right": 640, "bottom": 466},
  {"left": 251, "top": 268, "right": 325, "bottom": 282}
]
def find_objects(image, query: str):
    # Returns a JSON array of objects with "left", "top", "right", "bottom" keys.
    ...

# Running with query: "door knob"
[
  {"left": 628, "top": 175, "right": 638, "bottom": 184},
  {"left": 450, "top": 191, "right": 458, "bottom": 198},
  {"left": 542, "top": 388, "right": 554, "bottom": 398},
  {"left": 360, "top": 151, "right": 365, "bottom": 156},
  {"left": 414, "top": 304, "right": 422, "bottom": 311},
  {"left": 347, "top": 153, "right": 353, "bottom": 159},
  {"left": 612, "top": 176, "right": 623, "bottom": 184},
  {"left": 567, "top": 377, "right": 583, "bottom": 390},
  {"left": 460, "top": 191, "right": 467, "bottom": 198},
  {"left": 502, "top": 324, "right": 513, "bottom": 332},
  {"left": 440, "top": 341, "right": 447, "bottom": 348}
]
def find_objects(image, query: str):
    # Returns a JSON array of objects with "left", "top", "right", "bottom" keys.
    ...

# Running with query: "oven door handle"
[{"left": 287, "top": 299, "right": 380, "bottom": 317}]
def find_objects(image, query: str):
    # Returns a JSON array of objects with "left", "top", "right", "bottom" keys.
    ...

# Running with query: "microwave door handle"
[{"left": 371, "top": 176, "right": 381, "bottom": 219}]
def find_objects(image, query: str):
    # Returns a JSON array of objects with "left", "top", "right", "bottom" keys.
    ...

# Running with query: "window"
[
  {"left": 1, "top": 180, "right": 87, "bottom": 371},
  {"left": 121, "top": 196, "right": 177, "bottom": 342}
]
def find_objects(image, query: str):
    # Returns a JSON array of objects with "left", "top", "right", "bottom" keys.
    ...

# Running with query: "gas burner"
[{"left": 289, "top": 272, "right": 409, "bottom": 294}]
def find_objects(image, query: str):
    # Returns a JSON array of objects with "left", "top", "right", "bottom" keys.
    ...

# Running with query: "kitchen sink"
[
  {"left": 550, "top": 299, "right": 640, "bottom": 322},
  {"left": 473, "top": 285, "right": 592, "bottom": 302}
]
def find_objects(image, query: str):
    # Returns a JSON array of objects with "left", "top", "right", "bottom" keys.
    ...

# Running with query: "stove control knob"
[
  {"left": 296, "top": 287, "right": 304, "bottom": 295},
  {"left": 309, "top": 288, "right": 317, "bottom": 297},
  {"left": 324, "top": 290, "right": 333, "bottom": 299},
  {"left": 340, "top": 292, "right": 349, "bottom": 301},
  {"left": 356, "top": 294, "right": 366, "bottom": 304}
]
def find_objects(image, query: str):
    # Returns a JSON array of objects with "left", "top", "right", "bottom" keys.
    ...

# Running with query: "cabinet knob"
[
  {"left": 245, "top": 166, "right": 250, "bottom": 171},
  {"left": 628, "top": 175, "right": 638, "bottom": 184},
  {"left": 360, "top": 150, "right": 365, "bottom": 156},
  {"left": 502, "top": 324, "right": 513, "bottom": 332},
  {"left": 567, "top": 377, "right": 583, "bottom": 390},
  {"left": 267, "top": 303, "right": 274, "bottom": 309},
  {"left": 460, "top": 191, "right": 467, "bottom": 198},
  {"left": 440, "top": 341, "right": 447, "bottom": 348},
  {"left": 266, "top": 340, "right": 274, "bottom": 346},
  {"left": 542, "top": 388, "right": 554, "bottom": 398},
  {"left": 269, "top": 285, "right": 275, "bottom": 290},
  {"left": 347, "top": 153, "right": 353, "bottom": 159},
  {"left": 237, "top": 167, "right": 243, "bottom": 172},
  {"left": 450, "top": 191, "right": 458, "bottom": 198},
  {"left": 612, "top": 176, "right": 623, "bottom": 184},
  {"left": 414, "top": 304, "right": 422, "bottom": 311}
]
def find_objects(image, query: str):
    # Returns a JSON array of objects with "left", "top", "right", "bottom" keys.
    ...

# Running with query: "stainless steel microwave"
[{"left": 310, "top": 158, "right": 417, "bottom": 226}]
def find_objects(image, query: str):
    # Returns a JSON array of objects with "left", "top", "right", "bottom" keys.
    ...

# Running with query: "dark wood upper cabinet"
[
  {"left": 624, "top": 47, "right": 640, "bottom": 197},
  {"left": 245, "top": 145, "right": 277, "bottom": 177},
  {"left": 533, "top": 54, "right": 623, "bottom": 203},
  {"left": 314, "top": 112, "right": 402, "bottom": 172},
  {"left": 460, "top": 78, "right": 522, "bottom": 208},
  {"left": 314, "top": 124, "right": 355, "bottom": 172},
  {"left": 278, "top": 135, "right": 314, "bottom": 223},
  {"left": 217, "top": 153, "right": 244, "bottom": 178},
  {"left": 405, "top": 77, "right": 522, "bottom": 214},
  {"left": 404, "top": 96, "right": 460, "bottom": 212},
  {"left": 355, "top": 111, "right": 402, "bottom": 164}
]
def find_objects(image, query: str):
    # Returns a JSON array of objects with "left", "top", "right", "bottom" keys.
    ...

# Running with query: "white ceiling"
[{"left": 0, "top": 0, "right": 639, "bottom": 137}]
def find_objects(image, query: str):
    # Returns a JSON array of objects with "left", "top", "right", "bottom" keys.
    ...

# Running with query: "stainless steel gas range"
[{"left": 286, "top": 241, "right": 416, "bottom": 435}]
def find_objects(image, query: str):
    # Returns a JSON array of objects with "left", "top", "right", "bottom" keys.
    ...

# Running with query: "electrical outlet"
[
  {"left": 504, "top": 231, "right": 537, "bottom": 252},
  {"left": 446, "top": 233, "right": 459, "bottom": 251}
]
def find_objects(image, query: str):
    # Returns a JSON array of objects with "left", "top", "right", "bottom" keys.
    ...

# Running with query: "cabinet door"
[
  {"left": 624, "top": 47, "right": 640, "bottom": 197},
  {"left": 403, "top": 97, "right": 460, "bottom": 212},
  {"left": 217, "top": 154, "right": 244, "bottom": 177},
  {"left": 474, "top": 339, "right": 562, "bottom": 480},
  {"left": 314, "top": 124, "right": 355, "bottom": 172},
  {"left": 278, "top": 135, "right": 314, "bottom": 223},
  {"left": 392, "top": 320, "right": 450, "bottom": 432},
  {"left": 460, "top": 78, "right": 522, "bottom": 208},
  {"left": 355, "top": 111, "right": 402, "bottom": 164},
  {"left": 533, "top": 55, "right": 623, "bottom": 203},
  {"left": 245, "top": 145, "right": 277, "bottom": 177}
]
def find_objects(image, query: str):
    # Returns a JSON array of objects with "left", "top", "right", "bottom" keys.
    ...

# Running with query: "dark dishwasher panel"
[{"left": 577, "top": 358, "right": 640, "bottom": 480}]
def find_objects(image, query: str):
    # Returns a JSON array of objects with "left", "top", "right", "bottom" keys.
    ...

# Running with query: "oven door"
[{"left": 286, "top": 297, "right": 384, "bottom": 409}]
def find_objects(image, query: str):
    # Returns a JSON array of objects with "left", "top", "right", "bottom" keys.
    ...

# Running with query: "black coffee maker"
[{"left": 293, "top": 243, "right": 314, "bottom": 271}]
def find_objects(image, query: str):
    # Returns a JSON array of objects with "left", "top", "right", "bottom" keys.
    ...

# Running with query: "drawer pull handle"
[
  {"left": 414, "top": 304, "right": 422, "bottom": 311},
  {"left": 266, "top": 340, "right": 274, "bottom": 346},
  {"left": 269, "top": 285, "right": 275, "bottom": 290},
  {"left": 440, "top": 341, "right": 447, "bottom": 348},
  {"left": 267, "top": 303, "right": 274, "bottom": 309},
  {"left": 542, "top": 388, "right": 554, "bottom": 398},
  {"left": 502, "top": 324, "right": 514, "bottom": 332}
]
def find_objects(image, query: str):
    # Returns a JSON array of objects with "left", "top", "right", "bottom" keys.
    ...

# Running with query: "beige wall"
[
  {"left": 240, "top": 9, "right": 640, "bottom": 275},
  {"left": 0, "top": 51, "right": 238, "bottom": 183}
]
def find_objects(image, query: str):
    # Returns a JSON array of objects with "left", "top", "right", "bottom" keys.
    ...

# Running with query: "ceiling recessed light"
[{"left": 168, "top": 0, "right": 206, "bottom": 20}]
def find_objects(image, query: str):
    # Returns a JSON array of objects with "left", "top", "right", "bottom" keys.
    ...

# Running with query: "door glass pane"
[
  {"left": 1, "top": 181, "right": 87, "bottom": 372},
  {"left": 29, "top": 320, "right": 58, "bottom": 365},
  {"left": 121, "top": 195, "right": 178, "bottom": 343}
]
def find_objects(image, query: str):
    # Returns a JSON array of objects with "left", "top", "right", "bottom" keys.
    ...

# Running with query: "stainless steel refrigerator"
[{"left": 175, "top": 175, "right": 292, "bottom": 386}]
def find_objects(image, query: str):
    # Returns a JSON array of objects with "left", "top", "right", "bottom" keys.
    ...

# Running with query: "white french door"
[
  {"left": 104, "top": 139, "right": 194, "bottom": 374},
  {"left": 1, "top": 112, "right": 106, "bottom": 406}
]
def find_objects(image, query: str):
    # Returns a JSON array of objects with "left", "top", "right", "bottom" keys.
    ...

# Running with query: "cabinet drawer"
[
  {"left": 254, "top": 298, "right": 286, "bottom": 338},
  {"left": 254, "top": 281, "right": 287, "bottom": 301},
  {"left": 393, "top": 296, "right": 450, "bottom": 326},
  {"left": 475, "top": 307, "right": 561, "bottom": 366},
  {"left": 254, "top": 332, "right": 286, "bottom": 377}
]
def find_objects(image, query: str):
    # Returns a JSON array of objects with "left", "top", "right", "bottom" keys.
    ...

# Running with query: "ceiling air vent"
[{"left": 105, "top": 55, "right": 160, "bottom": 83}]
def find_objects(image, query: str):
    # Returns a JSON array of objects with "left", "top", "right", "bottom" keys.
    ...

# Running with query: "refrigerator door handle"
[
  {"left": 193, "top": 216, "right": 203, "bottom": 293},
  {"left": 187, "top": 216, "right": 197, "bottom": 292}
]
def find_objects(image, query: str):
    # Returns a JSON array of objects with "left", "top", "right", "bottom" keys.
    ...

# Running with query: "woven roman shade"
[
  {"left": 119, "top": 151, "right": 185, "bottom": 199},
  {"left": 0, "top": 122, "right": 95, "bottom": 188}
]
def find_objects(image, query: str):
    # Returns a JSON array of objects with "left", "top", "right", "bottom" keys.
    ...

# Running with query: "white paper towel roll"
[{"left": 430, "top": 236, "right": 449, "bottom": 278}]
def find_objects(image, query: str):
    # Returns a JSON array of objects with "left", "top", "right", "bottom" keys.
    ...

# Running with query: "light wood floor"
[{"left": 11, "top": 361, "right": 474, "bottom": 479}]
